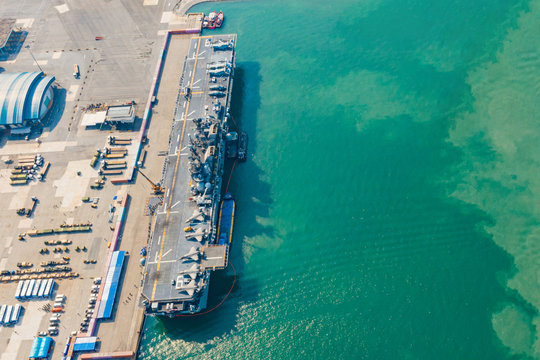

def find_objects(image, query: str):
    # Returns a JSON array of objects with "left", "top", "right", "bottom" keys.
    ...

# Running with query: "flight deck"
[{"left": 141, "top": 34, "right": 236, "bottom": 315}]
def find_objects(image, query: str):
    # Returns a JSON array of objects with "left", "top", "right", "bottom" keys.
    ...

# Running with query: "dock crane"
[{"left": 136, "top": 167, "right": 164, "bottom": 194}]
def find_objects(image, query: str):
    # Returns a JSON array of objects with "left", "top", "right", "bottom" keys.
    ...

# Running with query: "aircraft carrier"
[{"left": 141, "top": 34, "right": 237, "bottom": 316}]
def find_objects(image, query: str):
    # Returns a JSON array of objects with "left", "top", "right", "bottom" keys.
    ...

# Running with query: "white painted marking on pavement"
[
  {"left": 160, "top": 11, "right": 172, "bottom": 23},
  {"left": 55, "top": 4, "right": 69, "bottom": 13},
  {"left": 66, "top": 85, "right": 79, "bottom": 101},
  {"left": 15, "top": 18, "right": 34, "bottom": 29},
  {"left": 148, "top": 260, "right": 176, "bottom": 265},
  {"left": 162, "top": 249, "right": 172, "bottom": 258}
]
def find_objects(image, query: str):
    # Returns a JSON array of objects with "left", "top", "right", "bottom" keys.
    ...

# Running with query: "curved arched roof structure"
[{"left": 0, "top": 72, "right": 55, "bottom": 127}]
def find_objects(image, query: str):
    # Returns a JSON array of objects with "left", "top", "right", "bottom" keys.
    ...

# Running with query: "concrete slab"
[
  {"left": 53, "top": 159, "right": 98, "bottom": 211},
  {"left": 54, "top": 4, "right": 69, "bottom": 14}
]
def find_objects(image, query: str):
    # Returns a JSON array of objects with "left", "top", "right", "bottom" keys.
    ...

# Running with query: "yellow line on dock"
[{"left": 151, "top": 37, "right": 202, "bottom": 301}]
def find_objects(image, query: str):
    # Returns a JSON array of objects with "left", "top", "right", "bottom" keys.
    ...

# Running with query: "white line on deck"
[
  {"left": 147, "top": 259, "right": 176, "bottom": 265},
  {"left": 158, "top": 210, "right": 179, "bottom": 215},
  {"left": 171, "top": 201, "right": 181, "bottom": 209},
  {"left": 198, "top": 51, "right": 206, "bottom": 56},
  {"left": 188, "top": 110, "right": 195, "bottom": 117},
  {"left": 162, "top": 249, "right": 172, "bottom": 258},
  {"left": 189, "top": 70, "right": 192, "bottom": 77},
  {"left": 177, "top": 134, "right": 180, "bottom": 142},
  {"left": 166, "top": 189, "right": 170, "bottom": 197},
  {"left": 206, "top": 256, "right": 223, "bottom": 260},
  {"left": 192, "top": 79, "right": 201, "bottom": 86}
]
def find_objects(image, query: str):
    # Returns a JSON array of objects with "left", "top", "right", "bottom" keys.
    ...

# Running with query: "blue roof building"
[
  {"left": 29, "top": 336, "right": 53, "bottom": 359},
  {"left": 0, "top": 72, "right": 55, "bottom": 129}
]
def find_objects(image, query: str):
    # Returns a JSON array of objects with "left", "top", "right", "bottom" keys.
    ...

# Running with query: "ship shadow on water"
[{"left": 154, "top": 62, "right": 272, "bottom": 343}]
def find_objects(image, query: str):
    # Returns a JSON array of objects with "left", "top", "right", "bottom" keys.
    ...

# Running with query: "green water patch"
[{"left": 448, "top": 0, "right": 540, "bottom": 356}]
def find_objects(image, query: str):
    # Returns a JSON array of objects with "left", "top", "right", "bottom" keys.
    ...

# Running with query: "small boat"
[
  {"left": 237, "top": 132, "right": 248, "bottom": 161},
  {"left": 208, "top": 11, "right": 217, "bottom": 29},
  {"left": 215, "top": 11, "right": 224, "bottom": 28},
  {"left": 217, "top": 193, "right": 235, "bottom": 246},
  {"left": 226, "top": 132, "right": 238, "bottom": 159}
]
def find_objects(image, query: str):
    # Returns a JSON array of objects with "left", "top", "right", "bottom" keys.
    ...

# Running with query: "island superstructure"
[{"left": 141, "top": 34, "right": 237, "bottom": 316}]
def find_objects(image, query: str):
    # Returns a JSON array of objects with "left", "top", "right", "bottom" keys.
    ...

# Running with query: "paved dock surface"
[{"left": 0, "top": 0, "right": 200, "bottom": 358}]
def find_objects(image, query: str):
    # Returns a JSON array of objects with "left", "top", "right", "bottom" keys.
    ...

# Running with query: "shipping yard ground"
[{"left": 0, "top": 0, "right": 203, "bottom": 359}]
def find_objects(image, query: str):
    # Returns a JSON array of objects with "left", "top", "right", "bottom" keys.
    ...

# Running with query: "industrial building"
[
  {"left": 80, "top": 105, "right": 135, "bottom": 128},
  {"left": 0, "top": 72, "right": 55, "bottom": 130}
]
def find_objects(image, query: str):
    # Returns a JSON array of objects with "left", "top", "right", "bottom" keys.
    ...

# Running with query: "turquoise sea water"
[{"left": 139, "top": 0, "right": 540, "bottom": 358}]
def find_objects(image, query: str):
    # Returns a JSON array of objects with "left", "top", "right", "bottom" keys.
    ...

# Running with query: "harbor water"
[{"left": 139, "top": 0, "right": 540, "bottom": 358}]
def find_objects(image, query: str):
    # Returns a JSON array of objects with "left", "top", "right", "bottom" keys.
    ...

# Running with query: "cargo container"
[
  {"left": 99, "top": 169, "right": 123, "bottom": 175},
  {"left": 41, "top": 162, "right": 50, "bottom": 178},
  {"left": 38, "top": 279, "right": 47, "bottom": 297},
  {"left": 105, "top": 160, "right": 127, "bottom": 166},
  {"left": 44, "top": 279, "right": 53, "bottom": 297},
  {"left": 26, "top": 279, "right": 35, "bottom": 298},
  {"left": 10, "top": 179, "right": 28, "bottom": 185},
  {"left": 10, "top": 174, "right": 28, "bottom": 180},
  {"left": 10, "top": 304, "right": 21, "bottom": 324},
  {"left": 21, "top": 280, "right": 30, "bottom": 299},
  {"left": 103, "top": 163, "right": 126, "bottom": 170},
  {"left": 3, "top": 306, "right": 12, "bottom": 324},
  {"left": 104, "top": 153, "right": 126, "bottom": 159},
  {"left": 63, "top": 338, "right": 70, "bottom": 355},
  {"left": 32, "top": 279, "right": 41, "bottom": 297},
  {"left": 0, "top": 305, "right": 6, "bottom": 325},
  {"left": 14, "top": 280, "right": 23, "bottom": 299},
  {"left": 107, "top": 148, "right": 127, "bottom": 154}
]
